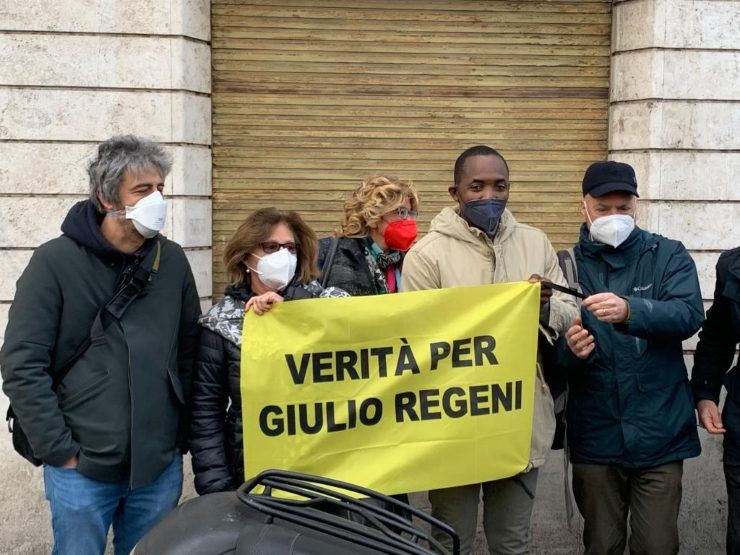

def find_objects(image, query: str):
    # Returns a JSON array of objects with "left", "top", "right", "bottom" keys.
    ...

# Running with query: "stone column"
[
  {"left": 0, "top": 1, "right": 211, "bottom": 550},
  {"left": 610, "top": 0, "right": 740, "bottom": 306},
  {"left": 0, "top": 0, "right": 213, "bottom": 345}
]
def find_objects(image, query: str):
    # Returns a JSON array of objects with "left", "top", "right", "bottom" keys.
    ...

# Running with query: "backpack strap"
[
  {"left": 320, "top": 236, "right": 340, "bottom": 289},
  {"left": 557, "top": 247, "right": 582, "bottom": 307},
  {"left": 51, "top": 239, "right": 162, "bottom": 391},
  {"left": 555, "top": 246, "right": 584, "bottom": 530}
]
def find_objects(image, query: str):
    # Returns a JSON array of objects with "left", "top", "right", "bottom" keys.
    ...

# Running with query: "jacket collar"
[
  {"left": 197, "top": 283, "right": 253, "bottom": 346},
  {"left": 61, "top": 199, "right": 154, "bottom": 261},
  {"left": 201, "top": 280, "right": 333, "bottom": 345},
  {"left": 578, "top": 223, "right": 655, "bottom": 269},
  {"left": 728, "top": 249, "right": 740, "bottom": 284},
  {"left": 223, "top": 282, "right": 253, "bottom": 302},
  {"left": 340, "top": 237, "right": 368, "bottom": 262}
]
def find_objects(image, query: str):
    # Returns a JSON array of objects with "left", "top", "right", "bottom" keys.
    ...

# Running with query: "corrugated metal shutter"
[{"left": 212, "top": 0, "right": 611, "bottom": 296}]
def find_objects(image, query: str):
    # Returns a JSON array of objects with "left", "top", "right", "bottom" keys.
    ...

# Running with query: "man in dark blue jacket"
[
  {"left": 563, "top": 161, "right": 704, "bottom": 555},
  {"left": 691, "top": 247, "right": 740, "bottom": 554}
]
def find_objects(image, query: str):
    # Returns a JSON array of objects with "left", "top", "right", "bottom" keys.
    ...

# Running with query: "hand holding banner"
[{"left": 242, "top": 281, "right": 541, "bottom": 495}]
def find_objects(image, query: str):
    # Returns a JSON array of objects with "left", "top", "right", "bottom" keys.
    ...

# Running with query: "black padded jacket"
[
  {"left": 692, "top": 247, "right": 740, "bottom": 461},
  {"left": 190, "top": 281, "right": 344, "bottom": 494},
  {"left": 317, "top": 237, "right": 377, "bottom": 296}
]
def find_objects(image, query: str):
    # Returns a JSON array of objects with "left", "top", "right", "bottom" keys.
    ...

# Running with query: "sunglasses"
[{"left": 259, "top": 241, "right": 299, "bottom": 254}]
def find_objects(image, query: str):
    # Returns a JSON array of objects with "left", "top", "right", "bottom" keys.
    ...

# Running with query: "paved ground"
[{"left": 0, "top": 430, "right": 727, "bottom": 553}]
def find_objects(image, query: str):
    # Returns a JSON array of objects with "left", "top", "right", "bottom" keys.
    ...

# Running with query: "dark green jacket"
[
  {"left": 1, "top": 201, "right": 201, "bottom": 488},
  {"left": 563, "top": 225, "right": 703, "bottom": 467}
]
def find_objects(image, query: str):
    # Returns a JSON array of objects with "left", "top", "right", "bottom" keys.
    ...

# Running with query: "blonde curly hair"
[{"left": 338, "top": 175, "right": 419, "bottom": 238}]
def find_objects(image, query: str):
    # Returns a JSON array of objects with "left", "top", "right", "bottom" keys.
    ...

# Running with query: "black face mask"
[{"left": 462, "top": 199, "right": 507, "bottom": 236}]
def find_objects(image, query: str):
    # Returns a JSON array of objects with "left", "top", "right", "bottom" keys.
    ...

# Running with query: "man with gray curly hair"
[{"left": 1, "top": 135, "right": 202, "bottom": 554}]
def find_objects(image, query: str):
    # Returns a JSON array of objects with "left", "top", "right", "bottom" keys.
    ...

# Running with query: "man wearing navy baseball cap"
[{"left": 561, "top": 160, "right": 704, "bottom": 554}]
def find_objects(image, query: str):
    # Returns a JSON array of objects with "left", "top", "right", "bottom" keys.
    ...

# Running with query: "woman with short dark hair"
[{"left": 190, "top": 207, "right": 345, "bottom": 494}]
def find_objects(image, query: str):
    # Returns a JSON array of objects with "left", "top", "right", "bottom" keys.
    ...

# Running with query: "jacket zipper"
[
  {"left": 604, "top": 261, "right": 624, "bottom": 415},
  {"left": 122, "top": 324, "right": 135, "bottom": 490}
]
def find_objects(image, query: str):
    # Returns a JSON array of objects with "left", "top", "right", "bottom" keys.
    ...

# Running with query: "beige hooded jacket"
[{"left": 401, "top": 207, "right": 578, "bottom": 469}]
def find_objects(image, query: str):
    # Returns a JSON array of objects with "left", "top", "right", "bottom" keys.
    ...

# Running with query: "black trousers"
[{"left": 725, "top": 462, "right": 740, "bottom": 555}]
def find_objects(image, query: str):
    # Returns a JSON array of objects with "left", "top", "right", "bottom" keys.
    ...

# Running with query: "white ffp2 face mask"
[
  {"left": 587, "top": 212, "right": 635, "bottom": 248},
  {"left": 251, "top": 248, "right": 297, "bottom": 291},
  {"left": 107, "top": 190, "right": 167, "bottom": 239}
]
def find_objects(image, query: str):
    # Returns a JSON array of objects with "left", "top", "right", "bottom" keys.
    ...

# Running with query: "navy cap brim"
[{"left": 588, "top": 182, "right": 639, "bottom": 198}]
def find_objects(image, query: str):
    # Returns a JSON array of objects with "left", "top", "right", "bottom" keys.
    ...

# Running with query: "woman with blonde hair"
[
  {"left": 190, "top": 207, "right": 345, "bottom": 494},
  {"left": 317, "top": 175, "right": 419, "bottom": 518},
  {"left": 318, "top": 174, "right": 419, "bottom": 296}
]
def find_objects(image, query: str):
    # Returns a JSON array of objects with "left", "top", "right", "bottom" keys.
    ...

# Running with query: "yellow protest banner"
[{"left": 241, "top": 281, "right": 540, "bottom": 495}]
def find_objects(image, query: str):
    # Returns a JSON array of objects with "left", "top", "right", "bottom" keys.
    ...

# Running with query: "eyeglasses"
[
  {"left": 386, "top": 207, "right": 418, "bottom": 220},
  {"left": 259, "top": 241, "right": 299, "bottom": 254}
]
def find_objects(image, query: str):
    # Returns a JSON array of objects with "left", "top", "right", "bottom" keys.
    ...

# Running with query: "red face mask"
[{"left": 383, "top": 219, "right": 418, "bottom": 251}]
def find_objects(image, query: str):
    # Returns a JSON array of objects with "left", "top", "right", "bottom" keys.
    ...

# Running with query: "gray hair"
[{"left": 87, "top": 135, "right": 173, "bottom": 212}]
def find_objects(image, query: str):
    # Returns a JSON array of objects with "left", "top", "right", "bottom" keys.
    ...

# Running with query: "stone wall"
[
  {"left": 611, "top": 0, "right": 740, "bottom": 303},
  {"left": 0, "top": 0, "right": 738, "bottom": 552},
  {"left": 0, "top": 1, "right": 211, "bottom": 551},
  {"left": 607, "top": 1, "right": 740, "bottom": 552}
]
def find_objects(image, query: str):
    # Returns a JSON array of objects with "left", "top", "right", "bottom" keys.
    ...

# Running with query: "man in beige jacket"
[{"left": 402, "top": 145, "right": 577, "bottom": 554}]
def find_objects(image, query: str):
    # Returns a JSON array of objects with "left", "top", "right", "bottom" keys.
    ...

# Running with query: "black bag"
[
  {"left": 7, "top": 406, "right": 40, "bottom": 466},
  {"left": 5, "top": 240, "right": 162, "bottom": 466},
  {"left": 6, "top": 330, "right": 97, "bottom": 466},
  {"left": 543, "top": 247, "right": 581, "bottom": 450},
  {"left": 135, "top": 469, "right": 460, "bottom": 555}
]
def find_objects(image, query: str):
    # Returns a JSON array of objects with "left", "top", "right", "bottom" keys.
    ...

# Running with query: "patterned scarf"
[{"left": 363, "top": 239, "right": 403, "bottom": 294}]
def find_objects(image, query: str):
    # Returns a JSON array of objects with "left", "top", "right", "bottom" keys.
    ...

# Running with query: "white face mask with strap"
[
  {"left": 583, "top": 202, "right": 635, "bottom": 248},
  {"left": 249, "top": 248, "right": 297, "bottom": 291},
  {"left": 107, "top": 190, "right": 167, "bottom": 239}
]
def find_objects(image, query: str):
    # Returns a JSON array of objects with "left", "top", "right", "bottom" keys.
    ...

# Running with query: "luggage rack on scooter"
[{"left": 238, "top": 469, "right": 460, "bottom": 555}]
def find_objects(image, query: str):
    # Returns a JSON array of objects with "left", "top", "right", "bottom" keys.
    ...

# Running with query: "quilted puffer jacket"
[{"left": 190, "top": 281, "right": 346, "bottom": 494}]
